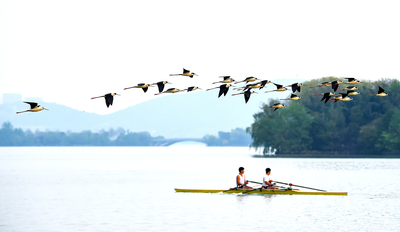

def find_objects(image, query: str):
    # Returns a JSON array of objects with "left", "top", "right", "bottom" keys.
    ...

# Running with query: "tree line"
[
  {"left": 247, "top": 77, "right": 400, "bottom": 155},
  {"left": 0, "top": 122, "right": 251, "bottom": 146}
]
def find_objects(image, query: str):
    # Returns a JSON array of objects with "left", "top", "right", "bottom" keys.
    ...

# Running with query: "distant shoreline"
[{"left": 252, "top": 153, "right": 400, "bottom": 158}]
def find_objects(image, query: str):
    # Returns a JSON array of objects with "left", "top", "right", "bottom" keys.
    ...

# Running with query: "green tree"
[{"left": 247, "top": 100, "right": 313, "bottom": 154}]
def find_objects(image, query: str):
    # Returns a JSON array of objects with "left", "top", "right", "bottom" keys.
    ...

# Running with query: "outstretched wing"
[
  {"left": 378, "top": 86, "right": 385, "bottom": 94},
  {"left": 244, "top": 90, "right": 251, "bottom": 103},
  {"left": 291, "top": 83, "right": 297, "bottom": 93},
  {"left": 321, "top": 93, "right": 329, "bottom": 102},
  {"left": 218, "top": 85, "right": 226, "bottom": 98},
  {"left": 24, "top": 101, "right": 38, "bottom": 109},
  {"left": 157, "top": 82, "right": 165, "bottom": 93},
  {"left": 332, "top": 81, "right": 339, "bottom": 92},
  {"left": 274, "top": 84, "right": 283, "bottom": 89},
  {"left": 105, "top": 94, "right": 113, "bottom": 108},
  {"left": 324, "top": 95, "right": 332, "bottom": 103}
]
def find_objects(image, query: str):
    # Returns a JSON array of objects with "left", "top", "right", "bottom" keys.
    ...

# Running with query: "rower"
[
  {"left": 237, "top": 167, "right": 253, "bottom": 189},
  {"left": 262, "top": 168, "right": 279, "bottom": 189}
]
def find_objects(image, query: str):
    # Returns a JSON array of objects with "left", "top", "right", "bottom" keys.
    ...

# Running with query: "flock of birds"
[{"left": 16, "top": 68, "right": 389, "bottom": 113}]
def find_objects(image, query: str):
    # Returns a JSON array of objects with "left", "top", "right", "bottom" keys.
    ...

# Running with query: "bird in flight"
[
  {"left": 151, "top": 81, "right": 172, "bottom": 93},
  {"left": 344, "top": 77, "right": 361, "bottom": 85},
  {"left": 91, "top": 93, "right": 120, "bottom": 108},
  {"left": 123, "top": 83, "right": 153, "bottom": 92},
  {"left": 331, "top": 93, "right": 353, "bottom": 102},
  {"left": 182, "top": 86, "right": 201, "bottom": 92},
  {"left": 309, "top": 82, "right": 331, "bottom": 88},
  {"left": 280, "top": 94, "right": 302, "bottom": 101},
  {"left": 212, "top": 76, "right": 235, "bottom": 84},
  {"left": 16, "top": 102, "right": 49, "bottom": 114},
  {"left": 335, "top": 86, "right": 358, "bottom": 92},
  {"left": 234, "top": 76, "right": 258, "bottom": 84},
  {"left": 312, "top": 92, "right": 335, "bottom": 103},
  {"left": 154, "top": 88, "right": 182, "bottom": 95},
  {"left": 285, "top": 83, "right": 303, "bottom": 93},
  {"left": 262, "top": 103, "right": 285, "bottom": 111},
  {"left": 206, "top": 84, "right": 232, "bottom": 98},
  {"left": 169, "top": 68, "right": 198, "bottom": 78},
  {"left": 232, "top": 89, "right": 258, "bottom": 103},
  {"left": 265, "top": 83, "right": 288, "bottom": 93},
  {"left": 367, "top": 86, "right": 388, "bottom": 97}
]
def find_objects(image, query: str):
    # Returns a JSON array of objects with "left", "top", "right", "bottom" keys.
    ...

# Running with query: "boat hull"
[{"left": 174, "top": 188, "right": 347, "bottom": 196}]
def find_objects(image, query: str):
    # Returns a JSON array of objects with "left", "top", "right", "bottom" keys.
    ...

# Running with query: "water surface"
[{"left": 1, "top": 147, "right": 399, "bottom": 231}]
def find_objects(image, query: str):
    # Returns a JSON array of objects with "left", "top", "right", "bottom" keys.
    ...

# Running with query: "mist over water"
[{"left": 1, "top": 147, "right": 399, "bottom": 231}]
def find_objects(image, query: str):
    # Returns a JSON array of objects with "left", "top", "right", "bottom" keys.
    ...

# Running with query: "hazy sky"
[{"left": 1, "top": 0, "right": 399, "bottom": 114}]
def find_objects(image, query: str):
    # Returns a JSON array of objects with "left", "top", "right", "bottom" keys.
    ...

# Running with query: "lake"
[{"left": 1, "top": 146, "right": 399, "bottom": 232}]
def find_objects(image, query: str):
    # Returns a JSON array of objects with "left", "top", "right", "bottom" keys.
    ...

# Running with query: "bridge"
[{"left": 151, "top": 138, "right": 206, "bottom": 146}]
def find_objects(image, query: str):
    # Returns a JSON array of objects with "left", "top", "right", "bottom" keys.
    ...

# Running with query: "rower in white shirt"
[
  {"left": 237, "top": 167, "right": 253, "bottom": 189},
  {"left": 262, "top": 168, "right": 279, "bottom": 189}
]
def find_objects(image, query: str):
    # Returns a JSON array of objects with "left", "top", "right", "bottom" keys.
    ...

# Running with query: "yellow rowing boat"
[{"left": 174, "top": 188, "right": 347, "bottom": 196}]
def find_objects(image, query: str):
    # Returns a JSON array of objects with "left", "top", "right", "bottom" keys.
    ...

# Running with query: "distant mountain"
[{"left": 0, "top": 79, "right": 303, "bottom": 137}]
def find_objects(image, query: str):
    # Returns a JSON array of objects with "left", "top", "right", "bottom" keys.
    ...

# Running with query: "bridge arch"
[{"left": 152, "top": 138, "right": 206, "bottom": 146}]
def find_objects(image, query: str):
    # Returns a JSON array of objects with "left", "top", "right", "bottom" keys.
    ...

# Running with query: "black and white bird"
[
  {"left": 16, "top": 102, "right": 49, "bottom": 114},
  {"left": 91, "top": 93, "right": 120, "bottom": 108}
]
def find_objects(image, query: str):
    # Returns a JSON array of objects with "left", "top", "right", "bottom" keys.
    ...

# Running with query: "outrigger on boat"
[{"left": 175, "top": 181, "right": 348, "bottom": 196}]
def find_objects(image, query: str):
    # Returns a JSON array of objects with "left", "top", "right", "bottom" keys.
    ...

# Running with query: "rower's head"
[
  {"left": 266, "top": 168, "right": 271, "bottom": 175},
  {"left": 239, "top": 167, "right": 244, "bottom": 173}
]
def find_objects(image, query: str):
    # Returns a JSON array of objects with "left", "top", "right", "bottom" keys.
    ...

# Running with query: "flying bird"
[
  {"left": 151, "top": 81, "right": 171, "bottom": 93},
  {"left": 285, "top": 83, "right": 303, "bottom": 93},
  {"left": 265, "top": 83, "right": 288, "bottom": 93},
  {"left": 232, "top": 89, "right": 257, "bottom": 103},
  {"left": 16, "top": 102, "right": 49, "bottom": 114},
  {"left": 331, "top": 80, "right": 344, "bottom": 92},
  {"left": 312, "top": 92, "right": 335, "bottom": 103},
  {"left": 183, "top": 86, "right": 201, "bottom": 92},
  {"left": 280, "top": 94, "right": 302, "bottom": 101},
  {"left": 206, "top": 84, "right": 232, "bottom": 98},
  {"left": 331, "top": 94, "right": 343, "bottom": 101},
  {"left": 212, "top": 76, "right": 235, "bottom": 84},
  {"left": 234, "top": 76, "right": 258, "bottom": 84},
  {"left": 262, "top": 103, "right": 285, "bottom": 111},
  {"left": 336, "top": 86, "right": 358, "bottom": 92},
  {"left": 91, "top": 93, "right": 119, "bottom": 108},
  {"left": 331, "top": 93, "right": 353, "bottom": 102},
  {"left": 309, "top": 82, "right": 331, "bottom": 88},
  {"left": 347, "top": 90, "right": 361, "bottom": 96},
  {"left": 258, "top": 80, "right": 272, "bottom": 89},
  {"left": 169, "top": 68, "right": 197, "bottom": 78},
  {"left": 367, "top": 86, "right": 388, "bottom": 97},
  {"left": 155, "top": 88, "right": 182, "bottom": 95},
  {"left": 234, "top": 82, "right": 263, "bottom": 91},
  {"left": 123, "top": 83, "right": 153, "bottom": 92},
  {"left": 344, "top": 77, "right": 361, "bottom": 84}
]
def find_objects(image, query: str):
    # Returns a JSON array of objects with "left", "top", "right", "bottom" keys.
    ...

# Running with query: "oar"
[
  {"left": 248, "top": 180, "right": 263, "bottom": 185},
  {"left": 242, "top": 187, "right": 263, "bottom": 194},
  {"left": 274, "top": 181, "right": 326, "bottom": 192},
  {"left": 223, "top": 187, "right": 238, "bottom": 193}
]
